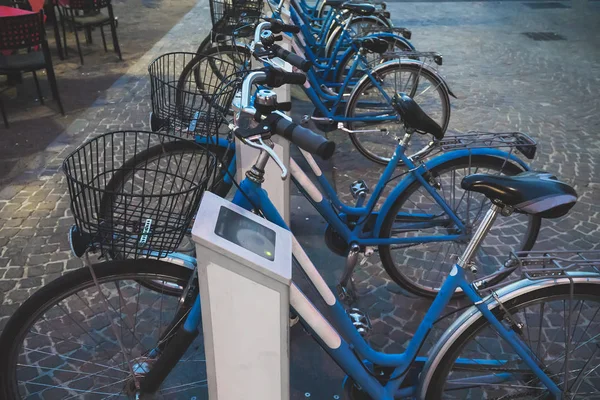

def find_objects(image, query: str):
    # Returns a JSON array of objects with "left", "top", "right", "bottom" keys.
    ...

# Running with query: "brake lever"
[
  {"left": 255, "top": 54, "right": 286, "bottom": 70},
  {"left": 240, "top": 137, "right": 289, "bottom": 180}
]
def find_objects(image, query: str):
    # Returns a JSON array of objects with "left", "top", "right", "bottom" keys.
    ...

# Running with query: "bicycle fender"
[
  {"left": 348, "top": 58, "right": 455, "bottom": 108},
  {"left": 416, "top": 272, "right": 600, "bottom": 399},
  {"left": 365, "top": 32, "right": 416, "bottom": 51},
  {"left": 389, "top": 58, "right": 458, "bottom": 99},
  {"left": 372, "top": 148, "right": 530, "bottom": 236}
]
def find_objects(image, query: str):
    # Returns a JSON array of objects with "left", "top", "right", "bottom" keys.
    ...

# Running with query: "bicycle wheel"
[
  {"left": 0, "top": 260, "right": 204, "bottom": 399},
  {"left": 379, "top": 155, "right": 541, "bottom": 298},
  {"left": 315, "top": 0, "right": 331, "bottom": 20},
  {"left": 195, "top": 32, "right": 213, "bottom": 57},
  {"left": 334, "top": 36, "right": 414, "bottom": 93},
  {"left": 344, "top": 61, "right": 451, "bottom": 165},
  {"left": 172, "top": 51, "right": 241, "bottom": 129},
  {"left": 185, "top": 44, "right": 250, "bottom": 95},
  {"left": 324, "top": 15, "right": 391, "bottom": 59},
  {"left": 423, "top": 282, "right": 600, "bottom": 399}
]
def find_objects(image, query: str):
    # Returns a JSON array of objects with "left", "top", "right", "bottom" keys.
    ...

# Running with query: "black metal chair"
[
  {"left": 59, "top": 0, "right": 121, "bottom": 65},
  {"left": 0, "top": 10, "right": 64, "bottom": 127},
  {"left": 0, "top": 0, "right": 65, "bottom": 59}
]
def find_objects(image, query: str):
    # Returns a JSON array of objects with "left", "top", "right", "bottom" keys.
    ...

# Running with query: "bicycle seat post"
[
  {"left": 457, "top": 203, "right": 503, "bottom": 273},
  {"left": 398, "top": 129, "right": 413, "bottom": 149}
]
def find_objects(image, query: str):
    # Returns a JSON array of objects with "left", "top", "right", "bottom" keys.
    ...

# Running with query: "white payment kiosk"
[{"left": 192, "top": 191, "right": 292, "bottom": 400}]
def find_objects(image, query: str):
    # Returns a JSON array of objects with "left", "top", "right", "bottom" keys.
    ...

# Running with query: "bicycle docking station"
[
  {"left": 236, "top": 12, "right": 295, "bottom": 225},
  {"left": 192, "top": 191, "right": 293, "bottom": 400}
]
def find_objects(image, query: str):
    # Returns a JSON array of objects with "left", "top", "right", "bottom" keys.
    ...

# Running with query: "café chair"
[
  {"left": 0, "top": 10, "right": 64, "bottom": 127},
  {"left": 59, "top": 0, "right": 121, "bottom": 65}
]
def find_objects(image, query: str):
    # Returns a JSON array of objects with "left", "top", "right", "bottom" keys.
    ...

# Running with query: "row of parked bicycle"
[{"left": 0, "top": 0, "right": 598, "bottom": 398}]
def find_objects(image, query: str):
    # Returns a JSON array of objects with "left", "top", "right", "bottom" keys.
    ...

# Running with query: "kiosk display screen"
[{"left": 214, "top": 206, "right": 276, "bottom": 261}]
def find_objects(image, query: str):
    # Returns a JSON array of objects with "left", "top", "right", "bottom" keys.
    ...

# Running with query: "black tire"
[
  {"left": 183, "top": 44, "right": 249, "bottom": 99},
  {"left": 379, "top": 155, "right": 541, "bottom": 298},
  {"left": 344, "top": 61, "right": 451, "bottom": 165},
  {"left": 174, "top": 46, "right": 245, "bottom": 125},
  {"left": 424, "top": 282, "right": 600, "bottom": 399},
  {"left": 0, "top": 260, "right": 199, "bottom": 399},
  {"left": 195, "top": 32, "right": 213, "bottom": 57}
]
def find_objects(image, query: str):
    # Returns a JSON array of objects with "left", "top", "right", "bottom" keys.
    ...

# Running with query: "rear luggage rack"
[
  {"left": 438, "top": 131, "right": 537, "bottom": 160},
  {"left": 474, "top": 250, "right": 600, "bottom": 294},
  {"left": 509, "top": 250, "right": 600, "bottom": 280},
  {"left": 361, "top": 26, "right": 412, "bottom": 40}
]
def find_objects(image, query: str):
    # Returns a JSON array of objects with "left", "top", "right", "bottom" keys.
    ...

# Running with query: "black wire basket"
[
  {"left": 148, "top": 52, "right": 240, "bottom": 138},
  {"left": 210, "top": 0, "right": 263, "bottom": 36},
  {"left": 63, "top": 131, "right": 217, "bottom": 259}
]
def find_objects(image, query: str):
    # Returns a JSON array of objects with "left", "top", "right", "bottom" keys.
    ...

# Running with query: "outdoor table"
[{"left": 0, "top": 4, "right": 36, "bottom": 17}]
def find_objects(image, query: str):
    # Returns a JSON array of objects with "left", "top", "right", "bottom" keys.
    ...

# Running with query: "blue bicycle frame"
[
  {"left": 198, "top": 127, "right": 529, "bottom": 248},
  {"left": 274, "top": 0, "right": 415, "bottom": 87},
  {"left": 177, "top": 161, "right": 561, "bottom": 399}
]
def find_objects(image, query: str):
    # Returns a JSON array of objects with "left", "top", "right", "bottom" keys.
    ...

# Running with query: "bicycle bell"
[
  {"left": 260, "top": 30, "right": 276, "bottom": 47},
  {"left": 255, "top": 89, "right": 278, "bottom": 106}
]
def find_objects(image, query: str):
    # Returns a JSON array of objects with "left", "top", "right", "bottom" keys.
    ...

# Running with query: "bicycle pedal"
[
  {"left": 350, "top": 180, "right": 370, "bottom": 199},
  {"left": 346, "top": 307, "right": 372, "bottom": 337}
]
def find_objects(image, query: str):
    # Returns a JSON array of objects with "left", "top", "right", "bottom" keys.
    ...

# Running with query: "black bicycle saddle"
[
  {"left": 323, "top": 0, "right": 345, "bottom": 7},
  {"left": 340, "top": 2, "right": 376, "bottom": 16},
  {"left": 461, "top": 171, "right": 577, "bottom": 218},
  {"left": 352, "top": 37, "right": 389, "bottom": 54},
  {"left": 392, "top": 93, "right": 444, "bottom": 140}
]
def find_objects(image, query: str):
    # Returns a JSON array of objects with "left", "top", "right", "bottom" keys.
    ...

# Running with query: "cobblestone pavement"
[
  {"left": 0, "top": 0, "right": 599, "bottom": 398},
  {"left": 0, "top": 2, "right": 211, "bottom": 325}
]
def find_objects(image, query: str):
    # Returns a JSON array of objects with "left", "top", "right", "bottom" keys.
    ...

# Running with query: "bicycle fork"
[
  {"left": 138, "top": 299, "right": 202, "bottom": 395},
  {"left": 138, "top": 275, "right": 203, "bottom": 395}
]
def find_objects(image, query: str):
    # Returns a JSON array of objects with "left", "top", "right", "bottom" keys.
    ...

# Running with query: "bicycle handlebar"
[
  {"left": 263, "top": 67, "right": 306, "bottom": 87},
  {"left": 270, "top": 114, "right": 335, "bottom": 160},
  {"left": 269, "top": 44, "right": 312, "bottom": 72},
  {"left": 264, "top": 18, "right": 301, "bottom": 34}
]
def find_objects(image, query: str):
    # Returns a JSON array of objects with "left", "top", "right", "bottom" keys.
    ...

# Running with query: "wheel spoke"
[
  {"left": 432, "top": 289, "right": 600, "bottom": 398},
  {"left": 2, "top": 265, "right": 202, "bottom": 398}
]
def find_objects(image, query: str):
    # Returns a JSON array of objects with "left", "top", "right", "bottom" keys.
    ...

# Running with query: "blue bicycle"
[
  {"left": 166, "top": 19, "right": 450, "bottom": 166},
  {"left": 199, "top": 0, "right": 397, "bottom": 62},
  {"left": 0, "top": 61, "right": 596, "bottom": 400},
  {"left": 113, "top": 44, "right": 537, "bottom": 299}
]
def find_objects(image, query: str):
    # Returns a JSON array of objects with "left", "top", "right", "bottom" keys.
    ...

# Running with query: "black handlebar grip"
[
  {"left": 279, "top": 71, "right": 306, "bottom": 85},
  {"left": 280, "top": 24, "right": 300, "bottom": 34},
  {"left": 271, "top": 115, "right": 335, "bottom": 160},
  {"left": 270, "top": 44, "right": 312, "bottom": 72},
  {"left": 265, "top": 18, "right": 301, "bottom": 34},
  {"left": 263, "top": 68, "right": 306, "bottom": 87}
]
